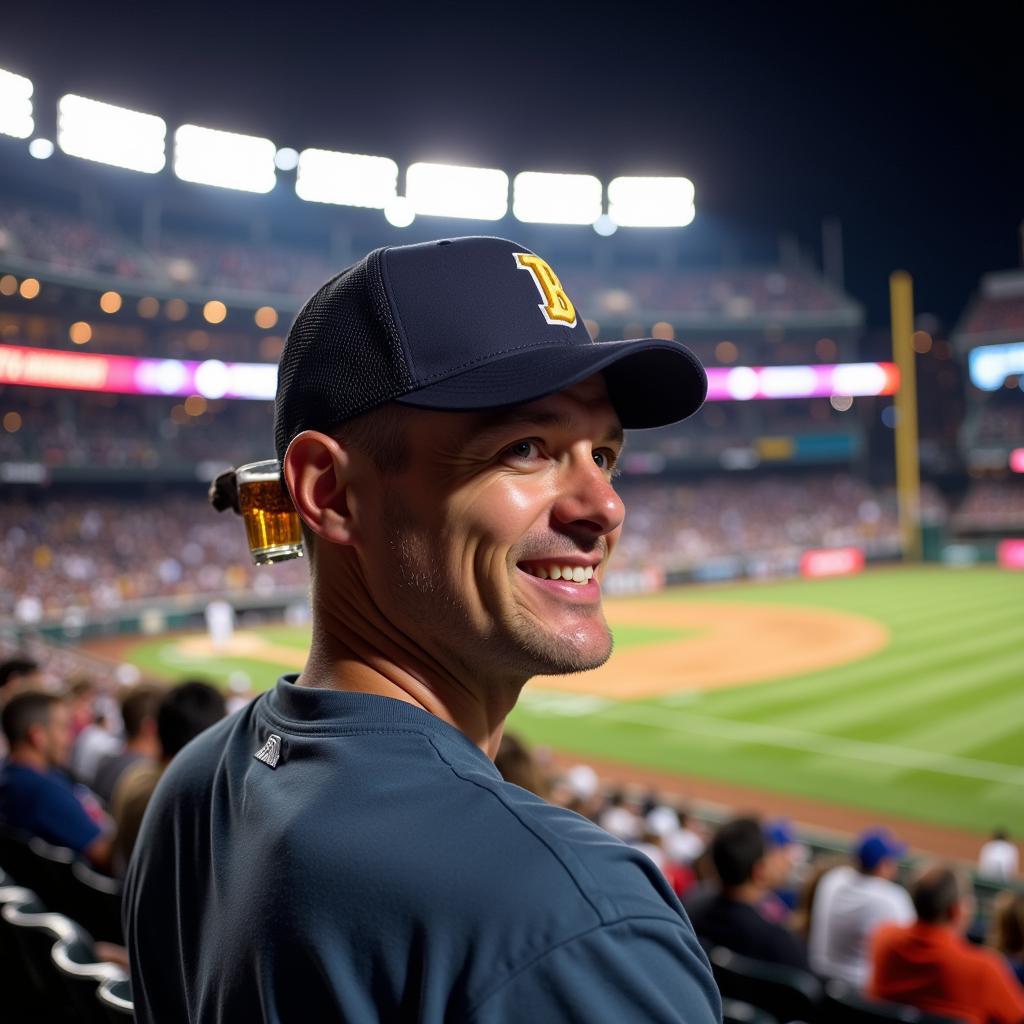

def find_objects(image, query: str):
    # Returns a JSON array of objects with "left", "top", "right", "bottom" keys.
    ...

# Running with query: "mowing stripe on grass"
[
  {"left": 597, "top": 706, "right": 1024, "bottom": 787},
  {"left": 703, "top": 606, "right": 1023, "bottom": 720},
  {"left": 775, "top": 642, "right": 1024, "bottom": 733},
  {"left": 888, "top": 684, "right": 1024, "bottom": 756}
]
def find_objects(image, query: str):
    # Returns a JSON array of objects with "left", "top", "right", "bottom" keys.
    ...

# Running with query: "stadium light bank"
[{"left": 1, "top": 65, "right": 695, "bottom": 232}]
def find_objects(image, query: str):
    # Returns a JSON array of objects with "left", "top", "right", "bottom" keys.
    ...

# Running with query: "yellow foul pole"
[{"left": 889, "top": 271, "right": 921, "bottom": 561}]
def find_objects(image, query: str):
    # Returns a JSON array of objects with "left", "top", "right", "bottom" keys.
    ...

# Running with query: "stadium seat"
[
  {"left": 1, "top": 892, "right": 82, "bottom": 1021},
  {"left": 51, "top": 932, "right": 128, "bottom": 1024},
  {"left": 0, "top": 827, "right": 40, "bottom": 890},
  {"left": 70, "top": 859, "right": 124, "bottom": 944},
  {"left": 708, "top": 946, "right": 822, "bottom": 1023},
  {"left": 821, "top": 980, "right": 968, "bottom": 1024},
  {"left": 0, "top": 884, "right": 39, "bottom": 1021},
  {"left": 722, "top": 996, "right": 780, "bottom": 1023},
  {"left": 97, "top": 977, "right": 135, "bottom": 1021},
  {"left": 27, "top": 835, "right": 77, "bottom": 912}
]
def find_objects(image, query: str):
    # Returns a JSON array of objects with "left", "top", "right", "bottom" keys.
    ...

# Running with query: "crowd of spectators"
[
  {"left": 0, "top": 204, "right": 158, "bottom": 280},
  {"left": 959, "top": 293, "right": 1024, "bottom": 339},
  {"left": 0, "top": 474, "right": 948, "bottom": 623},
  {"left": 971, "top": 397, "right": 1024, "bottom": 448},
  {"left": 0, "top": 394, "right": 272, "bottom": 470},
  {"left": 0, "top": 495, "right": 310, "bottom": 623},
  {"left": 615, "top": 474, "right": 947, "bottom": 572},
  {"left": 527, "top": 751, "right": 1024, "bottom": 1023},
  {"left": 2, "top": 653, "right": 1022, "bottom": 1020},
  {"left": 0, "top": 390, "right": 869, "bottom": 475},
  {"left": 1, "top": 202, "right": 854, "bottom": 320},
  {"left": 569, "top": 267, "right": 853, "bottom": 320},
  {"left": 154, "top": 235, "right": 334, "bottom": 298},
  {"left": 954, "top": 480, "right": 1024, "bottom": 532}
]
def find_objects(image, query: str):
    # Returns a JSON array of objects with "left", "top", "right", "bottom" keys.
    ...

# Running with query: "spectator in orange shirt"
[{"left": 870, "top": 865, "right": 1024, "bottom": 1024}]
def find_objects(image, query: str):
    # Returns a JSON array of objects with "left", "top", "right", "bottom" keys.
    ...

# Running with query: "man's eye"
[
  {"left": 593, "top": 448, "right": 619, "bottom": 473},
  {"left": 505, "top": 440, "right": 541, "bottom": 461}
]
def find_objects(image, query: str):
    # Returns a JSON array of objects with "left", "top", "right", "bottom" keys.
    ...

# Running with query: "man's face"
[
  {"left": 41, "top": 702, "right": 73, "bottom": 768},
  {"left": 353, "top": 375, "right": 626, "bottom": 684}
]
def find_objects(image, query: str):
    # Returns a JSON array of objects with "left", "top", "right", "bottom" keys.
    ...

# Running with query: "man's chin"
[{"left": 521, "top": 630, "right": 614, "bottom": 677}]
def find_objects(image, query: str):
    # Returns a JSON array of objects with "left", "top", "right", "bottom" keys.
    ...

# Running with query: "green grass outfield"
[{"left": 122, "top": 566, "right": 1024, "bottom": 833}]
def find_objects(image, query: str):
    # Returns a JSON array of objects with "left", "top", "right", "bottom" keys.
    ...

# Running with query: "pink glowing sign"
[{"left": 997, "top": 540, "right": 1024, "bottom": 570}]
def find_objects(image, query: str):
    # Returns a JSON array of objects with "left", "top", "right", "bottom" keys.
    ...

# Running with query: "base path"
[{"left": 546, "top": 750, "right": 1003, "bottom": 862}]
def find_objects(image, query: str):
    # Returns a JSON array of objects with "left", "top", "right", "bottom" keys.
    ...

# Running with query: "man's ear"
[
  {"left": 25, "top": 722, "right": 47, "bottom": 752},
  {"left": 284, "top": 431, "right": 359, "bottom": 546}
]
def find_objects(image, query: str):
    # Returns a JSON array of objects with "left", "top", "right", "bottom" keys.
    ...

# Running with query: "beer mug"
[{"left": 235, "top": 459, "right": 304, "bottom": 565}]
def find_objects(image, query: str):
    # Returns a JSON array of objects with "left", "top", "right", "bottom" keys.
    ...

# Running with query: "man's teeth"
[{"left": 521, "top": 564, "right": 595, "bottom": 583}]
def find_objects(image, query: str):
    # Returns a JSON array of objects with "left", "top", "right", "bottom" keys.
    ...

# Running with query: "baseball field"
[{"left": 111, "top": 566, "right": 1024, "bottom": 837}]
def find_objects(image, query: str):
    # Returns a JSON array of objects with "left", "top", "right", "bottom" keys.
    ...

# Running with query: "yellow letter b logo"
[{"left": 513, "top": 253, "right": 577, "bottom": 328}]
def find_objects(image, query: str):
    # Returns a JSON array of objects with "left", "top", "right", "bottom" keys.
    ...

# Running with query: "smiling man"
[{"left": 125, "top": 237, "right": 720, "bottom": 1023}]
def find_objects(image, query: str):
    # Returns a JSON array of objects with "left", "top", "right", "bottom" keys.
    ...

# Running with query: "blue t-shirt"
[
  {"left": 0, "top": 760, "right": 102, "bottom": 854},
  {"left": 125, "top": 677, "right": 721, "bottom": 1023}
]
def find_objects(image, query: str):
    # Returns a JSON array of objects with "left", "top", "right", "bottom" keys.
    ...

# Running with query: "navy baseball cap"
[
  {"left": 856, "top": 828, "right": 907, "bottom": 870},
  {"left": 274, "top": 236, "right": 707, "bottom": 463}
]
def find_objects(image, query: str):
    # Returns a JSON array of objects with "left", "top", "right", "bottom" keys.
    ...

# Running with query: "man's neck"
[
  {"left": 8, "top": 747, "right": 49, "bottom": 772},
  {"left": 125, "top": 736, "right": 159, "bottom": 759},
  {"left": 722, "top": 883, "right": 764, "bottom": 906},
  {"left": 298, "top": 609, "right": 520, "bottom": 760}
]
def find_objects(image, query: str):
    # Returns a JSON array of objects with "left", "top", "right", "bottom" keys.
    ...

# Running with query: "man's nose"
[{"left": 551, "top": 455, "right": 625, "bottom": 536}]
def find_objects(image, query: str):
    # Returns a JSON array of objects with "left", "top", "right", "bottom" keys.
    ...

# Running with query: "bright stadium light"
[
  {"left": 296, "top": 149, "right": 398, "bottom": 208},
  {"left": 28, "top": 138, "right": 54, "bottom": 160},
  {"left": 969, "top": 342, "right": 1024, "bottom": 391},
  {"left": 512, "top": 172, "right": 602, "bottom": 225},
  {"left": 384, "top": 196, "right": 415, "bottom": 228},
  {"left": 0, "top": 68, "right": 34, "bottom": 139},
  {"left": 592, "top": 213, "right": 618, "bottom": 237},
  {"left": 406, "top": 162, "right": 508, "bottom": 221},
  {"left": 274, "top": 147, "right": 299, "bottom": 171},
  {"left": 607, "top": 176, "right": 696, "bottom": 227},
  {"left": 174, "top": 124, "right": 276, "bottom": 193},
  {"left": 57, "top": 94, "right": 166, "bottom": 173}
]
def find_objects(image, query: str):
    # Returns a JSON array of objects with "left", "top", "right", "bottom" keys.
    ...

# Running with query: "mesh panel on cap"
[{"left": 274, "top": 250, "right": 412, "bottom": 462}]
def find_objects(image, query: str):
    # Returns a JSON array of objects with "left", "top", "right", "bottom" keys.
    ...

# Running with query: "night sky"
[{"left": 2, "top": 3, "right": 1020, "bottom": 327}]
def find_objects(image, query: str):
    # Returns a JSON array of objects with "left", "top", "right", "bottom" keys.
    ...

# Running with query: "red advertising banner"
[{"left": 800, "top": 547, "right": 866, "bottom": 578}]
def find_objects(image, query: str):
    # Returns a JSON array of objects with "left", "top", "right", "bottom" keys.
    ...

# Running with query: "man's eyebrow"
[{"left": 466, "top": 410, "right": 625, "bottom": 448}]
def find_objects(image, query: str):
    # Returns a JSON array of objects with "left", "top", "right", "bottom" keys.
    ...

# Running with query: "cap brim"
[{"left": 393, "top": 338, "right": 707, "bottom": 429}]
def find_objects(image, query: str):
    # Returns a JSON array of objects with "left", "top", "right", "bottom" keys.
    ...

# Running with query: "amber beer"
[{"left": 235, "top": 460, "right": 303, "bottom": 565}]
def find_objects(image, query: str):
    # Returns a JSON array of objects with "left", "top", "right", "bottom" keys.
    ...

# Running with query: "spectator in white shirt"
[
  {"left": 808, "top": 828, "right": 915, "bottom": 988},
  {"left": 978, "top": 829, "right": 1019, "bottom": 882},
  {"left": 599, "top": 788, "right": 642, "bottom": 842}
]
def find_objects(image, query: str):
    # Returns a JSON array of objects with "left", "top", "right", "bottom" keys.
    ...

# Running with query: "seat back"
[
  {"left": 28, "top": 836, "right": 77, "bottom": 912},
  {"left": 822, "top": 979, "right": 969, "bottom": 1024},
  {"left": 709, "top": 946, "right": 823, "bottom": 1023},
  {"left": 97, "top": 977, "right": 135, "bottom": 1021},
  {"left": 70, "top": 859, "right": 124, "bottom": 944},
  {"left": 52, "top": 934, "right": 128, "bottom": 1024},
  {"left": 2, "top": 895, "right": 83, "bottom": 1021},
  {"left": 823, "top": 980, "right": 924, "bottom": 1022},
  {"left": 722, "top": 997, "right": 780, "bottom": 1023},
  {"left": 0, "top": 885, "right": 41, "bottom": 1018},
  {"left": 0, "top": 827, "right": 43, "bottom": 890}
]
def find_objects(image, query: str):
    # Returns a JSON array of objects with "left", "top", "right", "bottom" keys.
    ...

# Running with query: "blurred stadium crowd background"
[{"left": 1, "top": 62, "right": 1023, "bottom": 1023}]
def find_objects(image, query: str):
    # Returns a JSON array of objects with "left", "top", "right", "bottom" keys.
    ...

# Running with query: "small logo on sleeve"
[
  {"left": 254, "top": 734, "right": 282, "bottom": 769},
  {"left": 513, "top": 252, "right": 578, "bottom": 328}
]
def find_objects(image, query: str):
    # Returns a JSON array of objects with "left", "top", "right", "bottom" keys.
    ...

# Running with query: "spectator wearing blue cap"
[
  {"left": 688, "top": 816, "right": 809, "bottom": 969},
  {"left": 808, "top": 827, "right": 915, "bottom": 988},
  {"left": 759, "top": 818, "right": 803, "bottom": 924}
]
